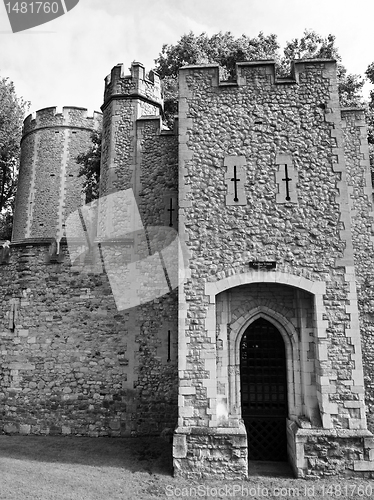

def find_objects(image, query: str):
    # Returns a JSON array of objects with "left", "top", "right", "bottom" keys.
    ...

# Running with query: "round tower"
[
  {"left": 12, "top": 106, "right": 102, "bottom": 242},
  {"left": 99, "top": 61, "right": 163, "bottom": 199},
  {"left": 97, "top": 62, "right": 164, "bottom": 240}
]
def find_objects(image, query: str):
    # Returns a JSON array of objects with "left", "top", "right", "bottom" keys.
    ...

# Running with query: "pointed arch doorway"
[{"left": 240, "top": 318, "right": 288, "bottom": 461}]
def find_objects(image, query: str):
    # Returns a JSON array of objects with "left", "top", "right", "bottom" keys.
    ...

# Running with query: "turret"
[
  {"left": 12, "top": 106, "right": 102, "bottom": 242},
  {"left": 99, "top": 62, "right": 163, "bottom": 200}
]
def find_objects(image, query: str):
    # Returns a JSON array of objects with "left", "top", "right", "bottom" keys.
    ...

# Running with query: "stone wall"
[
  {"left": 0, "top": 241, "right": 178, "bottom": 436},
  {"left": 175, "top": 59, "right": 372, "bottom": 477},
  {"left": 290, "top": 423, "right": 374, "bottom": 478},
  {"left": 174, "top": 425, "right": 248, "bottom": 479},
  {"left": 178, "top": 59, "right": 366, "bottom": 429},
  {"left": 341, "top": 108, "right": 374, "bottom": 433},
  {"left": 1, "top": 62, "right": 179, "bottom": 437}
]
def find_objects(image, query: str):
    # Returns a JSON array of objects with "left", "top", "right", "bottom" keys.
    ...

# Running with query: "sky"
[{"left": 0, "top": 0, "right": 373, "bottom": 117}]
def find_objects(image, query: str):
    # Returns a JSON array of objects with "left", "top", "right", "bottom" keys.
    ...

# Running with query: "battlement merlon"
[
  {"left": 102, "top": 61, "right": 163, "bottom": 111},
  {"left": 178, "top": 58, "right": 337, "bottom": 91},
  {"left": 22, "top": 106, "right": 102, "bottom": 138},
  {"left": 341, "top": 107, "right": 367, "bottom": 125}
]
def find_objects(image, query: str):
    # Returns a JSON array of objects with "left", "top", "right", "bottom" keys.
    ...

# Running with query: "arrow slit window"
[
  {"left": 224, "top": 156, "right": 247, "bottom": 206},
  {"left": 275, "top": 154, "right": 298, "bottom": 204}
]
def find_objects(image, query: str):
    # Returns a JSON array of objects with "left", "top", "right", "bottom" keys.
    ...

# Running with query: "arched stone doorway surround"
[{"left": 204, "top": 271, "right": 330, "bottom": 428}]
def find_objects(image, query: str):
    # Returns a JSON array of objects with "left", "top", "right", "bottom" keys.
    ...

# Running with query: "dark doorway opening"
[{"left": 240, "top": 318, "right": 288, "bottom": 461}]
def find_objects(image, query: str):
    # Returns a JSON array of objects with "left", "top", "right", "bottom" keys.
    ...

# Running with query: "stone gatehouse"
[{"left": 1, "top": 58, "right": 374, "bottom": 478}]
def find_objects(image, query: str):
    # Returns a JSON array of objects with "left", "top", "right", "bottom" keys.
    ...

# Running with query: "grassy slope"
[{"left": 0, "top": 436, "right": 373, "bottom": 499}]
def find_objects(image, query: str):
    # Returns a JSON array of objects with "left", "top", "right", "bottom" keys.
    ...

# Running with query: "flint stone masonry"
[
  {"left": 4, "top": 63, "right": 179, "bottom": 437},
  {"left": 0, "top": 241, "right": 177, "bottom": 436},
  {"left": 175, "top": 59, "right": 374, "bottom": 478},
  {"left": 173, "top": 425, "right": 248, "bottom": 479},
  {"left": 289, "top": 423, "right": 374, "bottom": 478},
  {"left": 341, "top": 109, "right": 374, "bottom": 432}
]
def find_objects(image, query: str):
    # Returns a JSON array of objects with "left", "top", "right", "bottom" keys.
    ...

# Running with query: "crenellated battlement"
[
  {"left": 179, "top": 58, "right": 337, "bottom": 89},
  {"left": 103, "top": 61, "right": 163, "bottom": 110},
  {"left": 23, "top": 106, "right": 102, "bottom": 138}
]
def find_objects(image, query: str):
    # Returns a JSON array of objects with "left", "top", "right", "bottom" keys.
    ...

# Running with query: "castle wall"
[
  {"left": 178, "top": 59, "right": 352, "bottom": 428},
  {"left": 0, "top": 242, "right": 177, "bottom": 436},
  {"left": 0, "top": 63, "right": 179, "bottom": 437},
  {"left": 175, "top": 60, "right": 373, "bottom": 477},
  {"left": 98, "top": 61, "right": 179, "bottom": 432},
  {"left": 341, "top": 108, "right": 374, "bottom": 432},
  {"left": 12, "top": 107, "right": 101, "bottom": 242}
]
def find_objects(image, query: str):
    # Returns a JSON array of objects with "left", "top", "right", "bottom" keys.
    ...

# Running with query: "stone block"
[
  {"left": 173, "top": 434, "right": 187, "bottom": 459},
  {"left": 351, "top": 386, "right": 365, "bottom": 394},
  {"left": 17, "top": 329, "right": 29, "bottom": 337},
  {"left": 348, "top": 418, "right": 365, "bottom": 430},
  {"left": 179, "top": 386, "right": 196, "bottom": 395},
  {"left": 109, "top": 420, "right": 120, "bottom": 430},
  {"left": 364, "top": 438, "right": 374, "bottom": 449},
  {"left": 9, "top": 363, "right": 35, "bottom": 370},
  {"left": 3, "top": 423, "right": 18, "bottom": 434},
  {"left": 344, "top": 401, "right": 364, "bottom": 409},
  {"left": 354, "top": 461, "right": 374, "bottom": 471},
  {"left": 199, "top": 349, "right": 216, "bottom": 360},
  {"left": 179, "top": 406, "right": 193, "bottom": 417}
]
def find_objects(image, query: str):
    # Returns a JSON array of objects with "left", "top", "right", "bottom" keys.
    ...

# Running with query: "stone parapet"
[
  {"left": 22, "top": 106, "right": 102, "bottom": 138},
  {"left": 179, "top": 58, "right": 337, "bottom": 89}
]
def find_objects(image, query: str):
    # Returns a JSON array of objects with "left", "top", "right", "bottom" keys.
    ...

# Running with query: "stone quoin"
[{"left": 1, "top": 59, "right": 374, "bottom": 478}]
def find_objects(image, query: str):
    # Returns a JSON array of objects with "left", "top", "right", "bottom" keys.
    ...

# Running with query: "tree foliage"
[
  {"left": 365, "top": 63, "right": 374, "bottom": 170},
  {"left": 0, "top": 77, "right": 29, "bottom": 240},
  {"left": 155, "top": 31, "right": 280, "bottom": 126},
  {"left": 155, "top": 31, "right": 279, "bottom": 79},
  {"left": 76, "top": 129, "right": 101, "bottom": 203},
  {"left": 155, "top": 30, "right": 364, "bottom": 125},
  {"left": 282, "top": 31, "right": 338, "bottom": 61},
  {"left": 77, "top": 30, "right": 368, "bottom": 199},
  {"left": 0, "top": 211, "right": 13, "bottom": 241},
  {"left": 281, "top": 30, "right": 364, "bottom": 107}
]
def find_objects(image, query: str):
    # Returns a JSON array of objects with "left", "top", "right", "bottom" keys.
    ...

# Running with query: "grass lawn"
[{"left": 0, "top": 435, "right": 373, "bottom": 499}]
